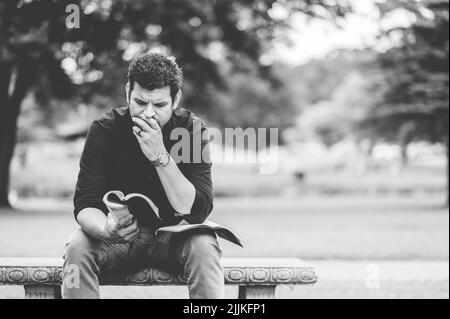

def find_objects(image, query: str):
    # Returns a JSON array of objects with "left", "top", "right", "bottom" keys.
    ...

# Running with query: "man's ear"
[
  {"left": 172, "top": 90, "right": 182, "bottom": 110},
  {"left": 125, "top": 82, "right": 130, "bottom": 104}
]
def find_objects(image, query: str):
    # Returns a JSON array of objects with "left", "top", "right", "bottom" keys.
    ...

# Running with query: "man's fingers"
[
  {"left": 119, "top": 219, "right": 138, "bottom": 236},
  {"left": 132, "top": 117, "right": 152, "bottom": 132},
  {"left": 147, "top": 118, "right": 160, "bottom": 131},
  {"left": 107, "top": 213, "right": 133, "bottom": 233},
  {"left": 124, "top": 220, "right": 138, "bottom": 233},
  {"left": 133, "top": 130, "right": 148, "bottom": 144},
  {"left": 123, "top": 227, "right": 140, "bottom": 242},
  {"left": 133, "top": 127, "right": 151, "bottom": 142},
  {"left": 132, "top": 125, "right": 141, "bottom": 135},
  {"left": 119, "top": 214, "right": 133, "bottom": 224},
  {"left": 122, "top": 226, "right": 139, "bottom": 242},
  {"left": 140, "top": 113, "right": 159, "bottom": 129},
  {"left": 115, "top": 214, "right": 133, "bottom": 228},
  {"left": 132, "top": 129, "right": 142, "bottom": 140},
  {"left": 120, "top": 216, "right": 134, "bottom": 227}
]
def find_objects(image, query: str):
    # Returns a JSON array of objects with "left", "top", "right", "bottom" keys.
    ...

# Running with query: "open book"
[
  {"left": 103, "top": 190, "right": 243, "bottom": 247},
  {"left": 103, "top": 190, "right": 160, "bottom": 224}
]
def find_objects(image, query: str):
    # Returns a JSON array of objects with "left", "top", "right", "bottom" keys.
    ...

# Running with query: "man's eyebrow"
[
  {"left": 149, "top": 99, "right": 170, "bottom": 104},
  {"left": 135, "top": 95, "right": 169, "bottom": 103},
  {"left": 135, "top": 96, "right": 169, "bottom": 103}
]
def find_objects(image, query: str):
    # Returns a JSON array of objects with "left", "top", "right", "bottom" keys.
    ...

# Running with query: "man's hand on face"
[
  {"left": 132, "top": 114, "right": 166, "bottom": 161},
  {"left": 102, "top": 213, "right": 140, "bottom": 244}
]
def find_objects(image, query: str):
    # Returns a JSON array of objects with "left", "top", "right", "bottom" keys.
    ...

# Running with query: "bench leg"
[
  {"left": 238, "top": 285, "right": 276, "bottom": 299},
  {"left": 24, "top": 285, "right": 62, "bottom": 299}
]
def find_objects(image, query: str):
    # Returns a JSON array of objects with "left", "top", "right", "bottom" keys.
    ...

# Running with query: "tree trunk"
[
  {"left": 0, "top": 63, "right": 13, "bottom": 207},
  {"left": 0, "top": 118, "right": 18, "bottom": 207},
  {"left": 446, "top": 140, "right": 449, "bottom": 208},
  {"left": 0, "top": 62, "right": 31, "bottom": 208},
  {"left": 400, "top": 142, "right": 409, "bottom": 168}
]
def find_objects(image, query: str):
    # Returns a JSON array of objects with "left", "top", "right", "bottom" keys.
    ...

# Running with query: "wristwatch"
[{"left": 151, "top": 151, "right": 171, "bottom": 167}]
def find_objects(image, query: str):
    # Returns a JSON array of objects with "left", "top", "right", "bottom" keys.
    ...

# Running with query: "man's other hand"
[{"left": 102, "top": 213, "right": 140, "bottom": 243}]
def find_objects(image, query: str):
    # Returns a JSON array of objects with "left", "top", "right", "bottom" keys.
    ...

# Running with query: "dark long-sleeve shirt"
[{"left": 73, "top": 106, "right": 213, "bottom": 231}]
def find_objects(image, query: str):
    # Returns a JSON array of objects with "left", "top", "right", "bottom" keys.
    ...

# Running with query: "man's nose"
[{"left": 143, "top": 106, "right": 156, "bottom": 118}]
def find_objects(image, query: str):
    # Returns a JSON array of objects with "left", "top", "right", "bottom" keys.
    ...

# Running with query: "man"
[{"left": 62, "top": 53, "right": 225, "bottom": 299}]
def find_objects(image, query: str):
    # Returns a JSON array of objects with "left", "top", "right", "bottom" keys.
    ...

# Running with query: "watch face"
[{"left": 158, "top": 152, "right": 170, "bottom": 166}]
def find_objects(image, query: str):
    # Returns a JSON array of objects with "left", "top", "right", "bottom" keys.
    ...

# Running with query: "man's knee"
[
  {"left": 182, "top": 231, "right": 222, "bottom": 262},
  {"left": 63, "top": 229, "right": 101, "bottom": 264}
]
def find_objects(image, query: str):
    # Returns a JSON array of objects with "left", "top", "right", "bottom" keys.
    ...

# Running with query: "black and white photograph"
[{"left": 0, "top": 0, "right": 448, "bottom": 302}]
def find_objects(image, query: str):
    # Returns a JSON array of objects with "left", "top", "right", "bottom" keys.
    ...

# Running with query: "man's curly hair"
[{"left": 127, "top": 53, "right": 183, "bottom": 102}]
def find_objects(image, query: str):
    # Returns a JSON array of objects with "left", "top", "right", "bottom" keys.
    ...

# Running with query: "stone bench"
[{"left": 0, "top": 257, "right": 317, "bottom": 299}]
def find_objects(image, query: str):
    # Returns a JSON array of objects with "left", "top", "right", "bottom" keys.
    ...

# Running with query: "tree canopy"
[
  {"left": 0, "top": 0, "right": 351, "bottom": 207},
  {"left": 361, "top": 0, "right": 449, "bottom": 150}
]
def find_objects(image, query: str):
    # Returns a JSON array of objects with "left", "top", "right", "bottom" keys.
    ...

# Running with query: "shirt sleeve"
[
  {"left": 177, "top": 122, "right": 213, "bottom": 224},
  {"left": 73, "top": 120, "right": 111, "bottom": 220}
]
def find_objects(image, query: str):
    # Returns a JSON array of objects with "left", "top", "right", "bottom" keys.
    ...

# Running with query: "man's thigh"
[
  {"left": 145, "top": 229, "right": 220, "bottom": 274},
  {"left": 100, "top": 230, "right": 153, "bottom": 275},
  {"left": 102, "top": 229, "right": 221, "bottom": 275},
  {"left": 64, "top": 227, "right": 147, "bottom": 276},
  {"left": 144, "top": 231, "right": 180, "bottom": 272},
  {"left": 99, "top": 229, "right": 177, "bottom": 275}
]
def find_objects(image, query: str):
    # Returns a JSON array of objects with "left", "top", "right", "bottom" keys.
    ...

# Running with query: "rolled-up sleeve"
[
  {"left": 177, "top": 123, "right": 213, "bottom": 224},
  {"left": 73, "top": 120, "right": 111, "bottom": 219}
]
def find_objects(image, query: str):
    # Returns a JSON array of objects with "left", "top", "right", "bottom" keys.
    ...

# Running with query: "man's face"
[{"left": 126, "top": 82, "right": 179, "bottom": 129}]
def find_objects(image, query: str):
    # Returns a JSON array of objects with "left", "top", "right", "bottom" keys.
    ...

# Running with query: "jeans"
[{"left": 62, "top": 227, "right": 225, "bottom": 299}]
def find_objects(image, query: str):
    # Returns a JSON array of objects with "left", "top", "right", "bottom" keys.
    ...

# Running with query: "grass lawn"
[{"left": 0, "top": 195, "right": 448, "bottom": 298}]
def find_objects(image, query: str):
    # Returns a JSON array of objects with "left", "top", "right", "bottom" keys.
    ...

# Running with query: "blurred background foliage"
[
  {"left": 362, "top": 0, "right": 449, "bottom": 168},
  {"left": 0, "top": 0, "right": 350, "bottom": 206},
  {"left": 0, "top": 0, "right": 448, "bottom": 206}
]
